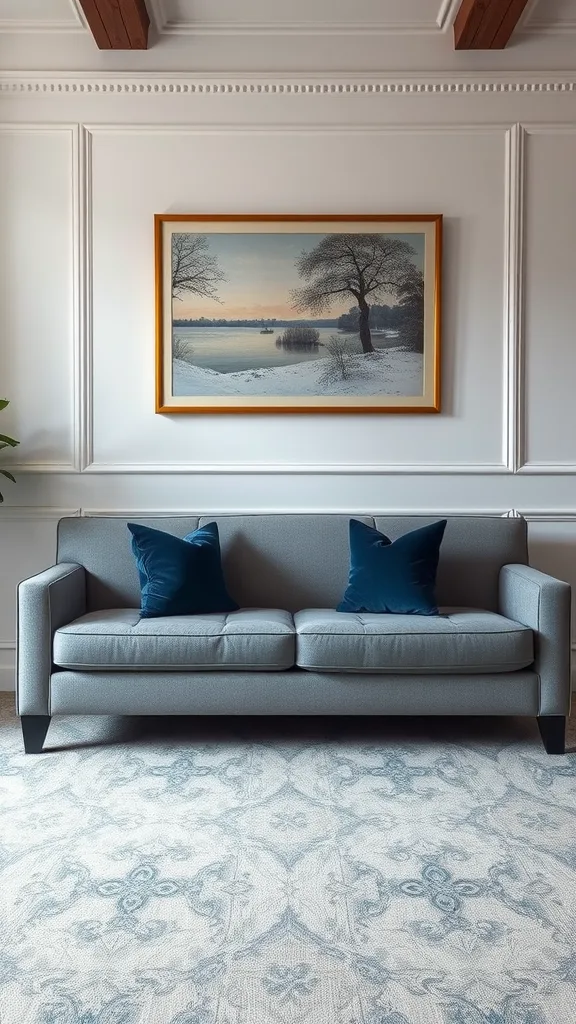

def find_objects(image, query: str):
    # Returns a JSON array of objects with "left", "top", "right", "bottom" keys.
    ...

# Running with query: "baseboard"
[{"left": 0, "top": 648, "right": 14, "bottom": 691}]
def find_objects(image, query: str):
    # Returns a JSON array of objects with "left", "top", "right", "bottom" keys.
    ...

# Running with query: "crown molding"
[{"left": 2, "top": 72, "right": 576, "bottom": 96}]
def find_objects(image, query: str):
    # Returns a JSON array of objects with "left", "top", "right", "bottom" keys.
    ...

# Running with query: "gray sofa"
[{"left": 17, "top": 514, "right": 571, "bottom": 754}]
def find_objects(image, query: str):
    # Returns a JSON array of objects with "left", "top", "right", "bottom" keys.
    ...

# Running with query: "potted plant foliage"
[{"left": 0, "top": 399, "right": 18, "bottom": 502}]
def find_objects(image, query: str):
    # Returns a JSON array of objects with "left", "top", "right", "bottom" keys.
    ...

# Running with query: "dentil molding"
[{"left": 2, "top": 72, "right": 576, "bottom": 95}]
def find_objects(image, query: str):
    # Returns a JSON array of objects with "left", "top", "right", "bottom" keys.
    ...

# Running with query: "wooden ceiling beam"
[
  {"left": 78, "top": 0, "right": 150, "bottom": 49},
  {"left": 454, "top": 0, "right": 530, "bottom": 50}
]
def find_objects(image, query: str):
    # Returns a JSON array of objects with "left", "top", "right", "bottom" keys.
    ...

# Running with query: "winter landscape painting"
[{"left": 155, "top": 215, "right": 442, "bottom": 413}]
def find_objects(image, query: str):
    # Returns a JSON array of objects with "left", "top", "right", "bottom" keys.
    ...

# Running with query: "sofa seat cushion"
[
  {"left": 294, "top": 607, "right": 534, "bottom": 673},
  {"left": 53, "top": 608, "right": 295, "bottom": 671}
]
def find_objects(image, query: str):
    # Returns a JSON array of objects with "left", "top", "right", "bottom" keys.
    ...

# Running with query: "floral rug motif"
[{"left": 1, "top": 696, "right": 575, "bottom": 1024}]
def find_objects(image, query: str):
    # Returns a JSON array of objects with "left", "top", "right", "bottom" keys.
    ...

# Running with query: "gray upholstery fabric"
[
  {"left": 57, "top": 516, "right": 201, "bottom": 611},
  {"left": 15, "top": 513, "right": 566, "bottom": 726},
  {"left": 294, "top": 607, "right": 534, "bottom": 673},
  {"left": 57, "top": 514, "right": 528, "bottom": 614},
  {"left": 54, "top": 608, "right": 295, "bottom": 671},
  {"left": 499, "top": 563, "right": 572, "bottom": 715},
  {"left": 49, "top": 669, "right": 539, "bottom": 716},
  {"left": 17, "top": 563, "right": 86, "bottom": 716},
  {"left": 198, "top": 514, "right": 372, "bottom": 612},
  {"left": 375, "top": 516, "right": 528, "bottom": 612}
]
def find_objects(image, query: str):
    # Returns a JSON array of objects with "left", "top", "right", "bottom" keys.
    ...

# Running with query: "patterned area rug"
[{"left": 1, "top": 694, "right": 576, "bottom": 1024}]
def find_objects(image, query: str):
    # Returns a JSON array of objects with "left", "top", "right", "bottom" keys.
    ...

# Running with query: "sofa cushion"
[
  {"left": 127, "top": 521, "right": 238, "bottom": 618},
  {"left": 53, "top": 608, "right": 295, "bottom": 671},
  {"left": 294, "top": 607, "right": 534, "bottom": 673},
  {"left": 338, "top": 518, "right": 447, "bottom": 615}
]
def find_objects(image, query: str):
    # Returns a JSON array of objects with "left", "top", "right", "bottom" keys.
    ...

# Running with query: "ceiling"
[{"left": 0, "top": 0, "right": 574, "bottom": 37}]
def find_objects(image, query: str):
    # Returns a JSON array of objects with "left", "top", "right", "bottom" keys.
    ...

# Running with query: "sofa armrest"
[
  {"left": 499, "top": 563, "right": 571, "bottom": 716},
  {"left": 17, "top": 563, "right": 86, "bottom": 716}
]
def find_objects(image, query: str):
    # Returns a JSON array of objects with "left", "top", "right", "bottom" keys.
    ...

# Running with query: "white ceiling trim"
[
  {"left": 0, "top": 19, "right": 84, "bottom": 33},
  {"left": 148, "top": 0, "right": 458, "bottom": 35},
  {"left": 519, "top": 0, "right": 576, "bottom": 34},
  {"left": 2, "top": 72, "right": 576, "bottom": 94},
  {"left": 0, "top": 0, "right": 84, "bottom": 33},
  {"left": 521, "top": 21, "right": 576, "bottom": 34},
  {"left": 436, "top": 0, "right": 461, "bottom": 31}
]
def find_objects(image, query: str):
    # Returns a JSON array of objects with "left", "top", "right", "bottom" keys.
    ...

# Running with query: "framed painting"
[{"left": 155, "top": 214, "right": 442, "bottom": 414}]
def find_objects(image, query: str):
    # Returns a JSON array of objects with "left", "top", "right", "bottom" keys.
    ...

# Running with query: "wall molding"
[
  {"left": 82, "top": 463, "right": 511, "bottom": 475},
  {"left": 517, "top": 124, "right": 576, "bottom": 475},
  {"left": 82, "top": 120, "right": 510, "bottom": 476},
  {"left": 518, "top": 511, "right": 576, "bottom": 521},
  {"left": 1, "top": 120, "right": 568, "bottom": 479},
  {"left": 518, "top": 463, "right": 576, "bottom": 475},
  {"left": 0, "top": 507, "right": 80, "bottom": 520},
  {"left": 73, "top": 124, "right": 93, "bottom": 472},
  {"left": 503, "top": 124, "right": 525, "bottom": 473},
  {"left": 3, "top": 72, "right": 576, "bottom": 96},
  {"left": 82, "top": 507, "right": 514, "bottom": 517}
]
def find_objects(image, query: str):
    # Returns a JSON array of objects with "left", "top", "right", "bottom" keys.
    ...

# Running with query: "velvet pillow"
[
  {"left": 127, "top": 521, "right": 238, "bottom": 618},
  {"left": 337, "top": 518, "right": 447, "bottom": 615}
]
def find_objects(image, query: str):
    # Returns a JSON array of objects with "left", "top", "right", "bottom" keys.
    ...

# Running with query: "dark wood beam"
[
  {"left": 78, "top": 0, "right": 150, "bottom": 49},
  {"left": 454, "top": 0, "right": 530, "bottom": 49}
]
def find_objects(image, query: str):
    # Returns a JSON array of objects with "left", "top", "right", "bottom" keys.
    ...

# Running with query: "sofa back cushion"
[
  {"left": 197, "top": 514, "right": 372, "bottom": 613},
  {"left": 374, "top": 516, "right": 528, "bottom": 612},
  {"left": 57, "top": 514, "right": 528, "bottom": 613},
  {"left": 58, "top": 516, "right": 200, "bottom": 611}
]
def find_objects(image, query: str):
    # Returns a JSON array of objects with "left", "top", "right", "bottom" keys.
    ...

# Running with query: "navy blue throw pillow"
[
  {"left": 127, "top": 521, "right": 238, "bottom": 618},
  {"left": 337, "top": 518, "right": 447, "bottom": 615}
]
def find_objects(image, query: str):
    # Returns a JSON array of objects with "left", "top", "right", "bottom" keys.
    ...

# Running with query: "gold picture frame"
[{"left": 155, "top": 214, "right": 442, "bottom": 414}]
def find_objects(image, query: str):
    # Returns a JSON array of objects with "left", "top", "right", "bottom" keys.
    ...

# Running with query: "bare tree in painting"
[
  {"left": 291, "top": 233, "right": 417, "bottom": 354},
  {"left": 318, "top": 335, "right": 367, "bottom": 385},
  {"left": 171, "top": 233, "right": 226, "bottom": 302}
]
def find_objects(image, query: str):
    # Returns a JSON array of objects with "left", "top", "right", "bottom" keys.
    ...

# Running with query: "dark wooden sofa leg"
[
  {"left": 21, "top": 716, "right": 51, "bottom": 754},
  {"left": 537, "top": 716, "right": 566, "bottom": 755}
]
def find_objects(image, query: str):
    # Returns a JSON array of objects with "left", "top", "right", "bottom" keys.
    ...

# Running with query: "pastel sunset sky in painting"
[{"left": 172, "top": 231, "right": 425, "bottom": 320}]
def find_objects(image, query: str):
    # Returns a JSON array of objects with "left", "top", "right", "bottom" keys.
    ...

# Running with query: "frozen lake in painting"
[{"left": 172, "top": 325, "right": 401, "bottom": 373}]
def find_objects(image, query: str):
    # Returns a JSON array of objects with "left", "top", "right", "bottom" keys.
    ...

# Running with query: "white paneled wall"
[
  {"left": 1, "top": 70, "right": 576, "bottom": 689},
  {"left": 89, "top": 126, "right": 505, "bottom": 471},
  {"left": 523, "top": 128, "right": 576, "bottom": 472},
  {"left": 0, "top": 127, "right": 75, "bottom": 469}
]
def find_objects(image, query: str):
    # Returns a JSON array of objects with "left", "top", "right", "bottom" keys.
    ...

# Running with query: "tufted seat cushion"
[
  {"left": 294, "top": 607, "right": 534, "bottom": 674},
  {"left": 54, "top": 608, "right": 295, "bottom": 671}
]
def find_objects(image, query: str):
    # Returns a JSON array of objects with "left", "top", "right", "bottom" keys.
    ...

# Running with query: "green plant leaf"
[
  {"left": 0, "top": 399, "right": 9, "bottom": 411},
  {"left": 0, "top": 470, "right": 16, "bottom": 483},
  {"left": 0, "top": 434, "right": 19, "bottom": 447}
]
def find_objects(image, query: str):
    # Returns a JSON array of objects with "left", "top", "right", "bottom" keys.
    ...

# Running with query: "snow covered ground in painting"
[{"left": 173, "top": 348, "right": 422, "bottom": 397}]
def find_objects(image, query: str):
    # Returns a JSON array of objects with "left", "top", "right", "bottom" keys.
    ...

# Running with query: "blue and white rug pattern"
[{"left": 1, "top": 701, "right": 575, "bottom": 1023}]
